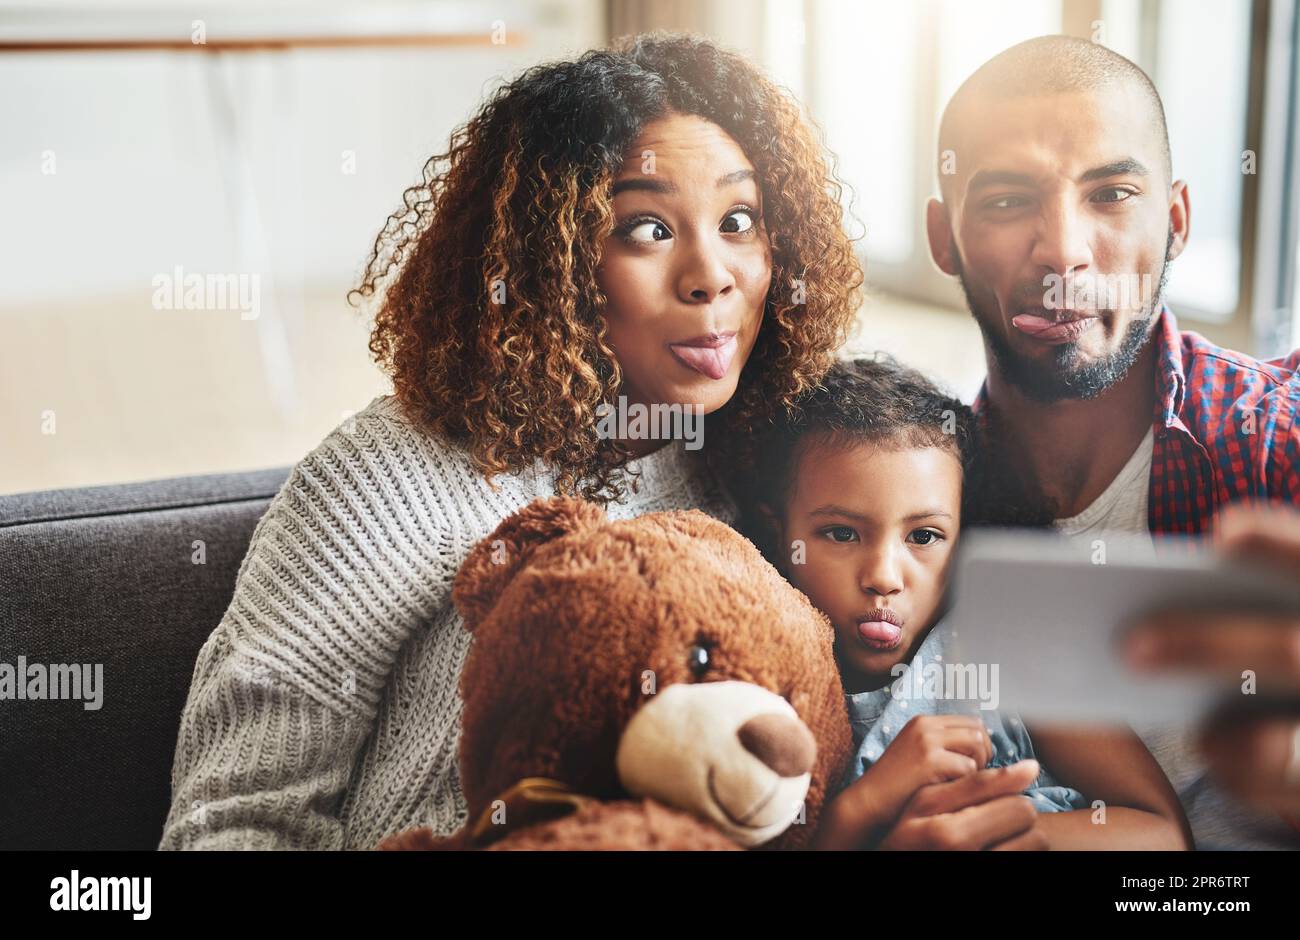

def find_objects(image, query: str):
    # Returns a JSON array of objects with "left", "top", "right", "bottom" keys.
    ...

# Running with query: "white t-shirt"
[
  {"left": 1052, "top": 426, "right": 1297, "bottom": 849},
  {"left": 1054, "top": 426, "right": 1154, "bottom": 538}
]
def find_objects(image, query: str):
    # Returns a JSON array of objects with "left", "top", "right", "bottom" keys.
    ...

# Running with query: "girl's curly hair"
[
  {"left": 727, "top": 355, "right": 1057, "bottom": 565},
  {"left": 350, "top": 31, "right": 864, "bottom": 503}
]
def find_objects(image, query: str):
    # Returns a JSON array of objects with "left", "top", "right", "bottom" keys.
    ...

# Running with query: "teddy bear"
[{"left": 378, "top": 496, "right": 852, "bottom": 850}]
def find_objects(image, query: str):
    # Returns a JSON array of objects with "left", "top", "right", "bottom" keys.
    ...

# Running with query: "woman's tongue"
[{"left": 669, "top": 337, "right": 737, "bottom": 380}]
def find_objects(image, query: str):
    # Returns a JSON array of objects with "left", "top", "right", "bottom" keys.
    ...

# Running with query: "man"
[{"left": 924, "top": 35, "right": 1300, "bottom": 849}]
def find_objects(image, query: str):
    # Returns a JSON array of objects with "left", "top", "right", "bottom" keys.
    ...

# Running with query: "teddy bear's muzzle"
[{"left": 614, "top": 680, "right": 816, "bottom": 847}]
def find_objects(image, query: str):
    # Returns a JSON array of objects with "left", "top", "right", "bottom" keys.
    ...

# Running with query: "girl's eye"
[
  {"left": 720, "top": 208, "right": 757, "bottom": 234},
  {"left": 1092, "top": 187, "right": 1134, "bottom": 204},
  {"left": 907, "top": 529, "right": 944, "bottom": 546},
  {"left": 822, "top": 525, "right": 858, "bottom": 544},
  {"left": 622, "top": 219, "right": 671, "bottom": 244}
]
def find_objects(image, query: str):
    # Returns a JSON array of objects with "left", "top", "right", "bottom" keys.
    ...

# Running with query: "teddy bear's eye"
[{"left": 686, "top": 644, "right": 710, "bottom": 678}]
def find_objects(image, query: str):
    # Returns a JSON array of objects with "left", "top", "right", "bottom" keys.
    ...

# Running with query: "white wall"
[{"left": 0, "top": 0, "right": 606, "bottom": 493}]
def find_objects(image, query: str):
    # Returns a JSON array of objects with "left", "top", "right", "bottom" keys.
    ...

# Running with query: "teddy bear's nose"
[{"left": 737, "top": 712, "right": 816, "bottom": 778}]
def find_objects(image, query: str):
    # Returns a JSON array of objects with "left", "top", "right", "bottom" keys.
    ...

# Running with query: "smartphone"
[{"left": 943, "top": 528, "right": 1300, "bottom": 726}]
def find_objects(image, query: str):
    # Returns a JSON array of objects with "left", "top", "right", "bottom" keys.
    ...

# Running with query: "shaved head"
[
  {"left": 938, "top": 36, "right": 1171, "bottom": 200},
  {"left": 925, "top": 34, "right": 1190, "bottom": 408}
]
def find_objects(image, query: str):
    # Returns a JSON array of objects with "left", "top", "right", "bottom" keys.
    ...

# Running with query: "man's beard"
[{"left": 954, "top": 229, "right": 1173, "bottom": 403}]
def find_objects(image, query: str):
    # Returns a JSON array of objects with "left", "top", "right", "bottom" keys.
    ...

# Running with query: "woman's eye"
[
  {"left": 720, "top": 208, "right": 756, "bottom": 234},
  {"left": 907, "top": 529, "right": 943, "bottom": 546},
  {"left": 623, "top": 219, "right": 671, "bottom": 244},
  {"left": 822, "top": 525, "right": 858, "bottom": 543}
]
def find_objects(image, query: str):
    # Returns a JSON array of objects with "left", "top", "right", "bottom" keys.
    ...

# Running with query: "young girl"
[{"left": 729, "top": 356, "right": 1191, "bottom": 850}]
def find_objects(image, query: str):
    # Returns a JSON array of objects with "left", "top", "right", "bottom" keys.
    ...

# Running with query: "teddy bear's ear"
[{"left": 451, "top": 496, "right": 607, "bottom": 630}]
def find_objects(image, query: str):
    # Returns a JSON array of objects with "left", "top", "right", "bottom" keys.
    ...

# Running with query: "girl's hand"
[
  {"left": 867, "top": 713, "right": 994, "bottom": 817},
  {"left": 878, "top": 761, "right": 1048, "bottom": 851},
  {"left": 815, "top": 714, "right": 992, "bottom": 849}
]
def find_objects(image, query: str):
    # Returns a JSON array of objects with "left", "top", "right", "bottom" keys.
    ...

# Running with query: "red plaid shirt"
[{"left": 972, "top": 306, "right": 1300, "bottom": 534}]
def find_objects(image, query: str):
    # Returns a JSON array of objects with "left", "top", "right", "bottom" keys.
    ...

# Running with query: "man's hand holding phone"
[{"left": 1124, "top": 502, "right": 1300, "bottom": 821}]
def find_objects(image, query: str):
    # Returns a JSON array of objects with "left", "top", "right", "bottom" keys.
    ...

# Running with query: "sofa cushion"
[{"left": 0, "top": 467, "right": 290, "bottom": 850}]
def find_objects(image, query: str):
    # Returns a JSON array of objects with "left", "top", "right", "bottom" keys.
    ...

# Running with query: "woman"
[{"left": 159, "top": 32, "right": 862, "bottom": 850}]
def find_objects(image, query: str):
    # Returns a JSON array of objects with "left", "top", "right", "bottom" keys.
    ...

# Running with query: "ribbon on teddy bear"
[{"left": 468, "top": 777, "right": 597, "bottom": 847}]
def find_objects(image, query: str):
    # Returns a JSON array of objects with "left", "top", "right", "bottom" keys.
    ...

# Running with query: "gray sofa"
[{"left": 0, "top": 467, "right": 291, "bottom": 850}]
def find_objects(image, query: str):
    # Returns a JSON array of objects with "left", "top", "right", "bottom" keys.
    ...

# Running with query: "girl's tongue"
[{"left": 858, "top": 619, "right": 902, "bottom": 650}]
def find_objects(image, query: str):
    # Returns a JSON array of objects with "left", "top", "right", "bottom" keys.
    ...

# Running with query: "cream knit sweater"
[{"left": 158, "top": 394, "right": 737, "bottom": 850}]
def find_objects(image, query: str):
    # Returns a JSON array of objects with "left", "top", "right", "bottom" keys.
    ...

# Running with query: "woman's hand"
[{"left": 815, "top": 714, "right": 993, "bottom": 849}]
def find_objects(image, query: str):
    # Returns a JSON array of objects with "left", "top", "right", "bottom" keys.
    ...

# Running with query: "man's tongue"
[
  {"left": 670, "top": 341, "right": 735, "bottom": 380},
  {"left": 1011, "top": 313, "right": 1059, "bottom": 334},
  {"left": 858, "top": 620, "right": 901, "bottom": 645}
]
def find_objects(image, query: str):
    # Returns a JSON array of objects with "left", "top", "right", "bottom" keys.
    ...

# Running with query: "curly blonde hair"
[{"left": 350, "top": 32, "right": 863, "bottom": 503}]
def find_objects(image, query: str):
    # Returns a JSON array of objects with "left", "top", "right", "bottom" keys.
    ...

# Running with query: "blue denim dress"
[{"left": 843, "top": 618, "right": 1088, "bottom": 814}]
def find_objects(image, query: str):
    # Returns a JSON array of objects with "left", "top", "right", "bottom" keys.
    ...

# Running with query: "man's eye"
[
  {"left": 623, "top": 219, "right": 671, "bottom": 243},
  {"left": 1092, "top": 187, "right": 1134, "bottom": 204},
  {"left": 988, "top": 195, "right": 1028, "bottom": 210},
  {"left": 823, "top": 525, "right": 858, "bottom": 543},
  {"left": 908, "top": 529, "right": 943, "bottom": 546},
  {"left": 720, "top": 208, "right": 757, "bottom": 233}
]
